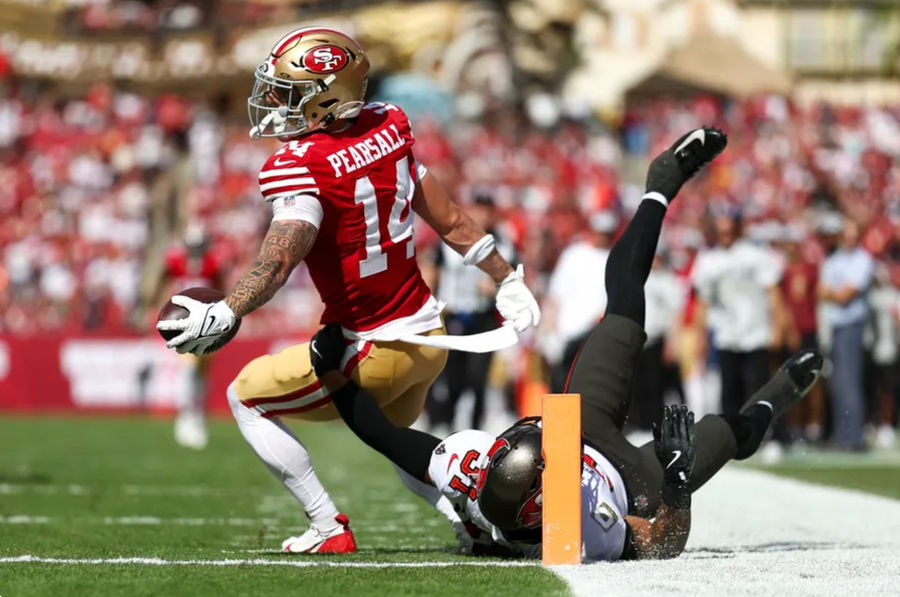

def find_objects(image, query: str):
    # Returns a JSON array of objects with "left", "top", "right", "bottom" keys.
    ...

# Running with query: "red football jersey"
[
  {"left": 164, "top": 248, "right": 223, "bottom": 290},
  {"left": 257, "top": 102, "right": 432, "bottom": 332}
]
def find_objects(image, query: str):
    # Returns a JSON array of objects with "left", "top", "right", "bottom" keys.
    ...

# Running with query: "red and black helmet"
[{"left": 476, "top": 417, "right": 544, "bottom": 532}]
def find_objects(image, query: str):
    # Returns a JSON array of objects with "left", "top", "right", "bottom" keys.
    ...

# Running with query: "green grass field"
[
  {"left": 0, "top": 417, "right": 567, "bottom": 597},
  {"left": 750, "top": 449, "right": 900, "bottom": 500},
  {"left": 1, "top": 417, "right": 899, "bottom": 597}
]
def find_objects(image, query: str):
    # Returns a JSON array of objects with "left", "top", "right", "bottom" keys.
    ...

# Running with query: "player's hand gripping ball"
[{"left": 156, "top": 288, "right": 241, "bottom": 355}]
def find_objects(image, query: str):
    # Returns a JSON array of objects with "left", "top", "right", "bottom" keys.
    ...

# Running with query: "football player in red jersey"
[
  {"left": 154, "top": 224, "right": 226, "bottom": 449},
  {"left": 156, "top": 28, "right": 540, "bottom": 554}
]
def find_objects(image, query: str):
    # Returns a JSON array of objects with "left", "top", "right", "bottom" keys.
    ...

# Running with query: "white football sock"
[
  {"left": 393, "top": 464, "right": 461, "bottom": 525},
  {"left": 227, "top": 384, "right": 341, "bottom": 532}
]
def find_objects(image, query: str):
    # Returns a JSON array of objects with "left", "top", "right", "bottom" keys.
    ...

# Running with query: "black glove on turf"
[
  {"left": 645, "top": 127, "right": 728, "bottom": 201},
  {"left": 653, "top": 404, "right": 696, "bottom": 509},
  {"left": 309, "top": 323, "right": 348, "bottom": 377}
]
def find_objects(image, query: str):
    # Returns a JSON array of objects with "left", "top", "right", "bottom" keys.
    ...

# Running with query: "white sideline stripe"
[
  {"left": 552, "top": 467, "right": 900, "bottom": 597},
  {"left": 0, "top": 555, "right": 538, "bottom": 568}
]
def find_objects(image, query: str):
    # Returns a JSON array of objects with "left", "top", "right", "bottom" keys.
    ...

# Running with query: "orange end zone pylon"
[{"left": 541, "top": 393, "right": 582, "bottom": 565}]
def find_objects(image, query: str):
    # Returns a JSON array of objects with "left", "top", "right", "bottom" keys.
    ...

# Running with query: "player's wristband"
[
  {"left": 463, "top": 234, "right": 496, "bottom": 266},
  {"left": 661, "top": 483, "right": 691, "bottom": 510},
  {"left": 642, "top": 191, "right": 669, "bottom": 208}
]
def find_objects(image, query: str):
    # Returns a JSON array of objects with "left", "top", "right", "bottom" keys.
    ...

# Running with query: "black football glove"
[
  {"left": 653, "top": 404, "right": 696, "bottom": 509},
  {"left": 645, "top": 127, "right": 727, "bottom": 202},
  {"left": 309, "top": 323, "right": 347, "bottom": 377}
]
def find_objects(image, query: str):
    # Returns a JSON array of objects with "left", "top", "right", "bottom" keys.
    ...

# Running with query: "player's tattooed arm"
[
  {"left": 224, "top": 220, "right": 318, "bottom": 318},
  {"left": 623, "top": 507, "right": 691, "bottom": 560},
  {"left": 412, "top": 171, "right": 513, "bottom": 283}
]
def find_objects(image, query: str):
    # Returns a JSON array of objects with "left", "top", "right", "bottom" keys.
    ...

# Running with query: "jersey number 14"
[{"left": 354, "top": 156, "right": 415, "bottom": 278}]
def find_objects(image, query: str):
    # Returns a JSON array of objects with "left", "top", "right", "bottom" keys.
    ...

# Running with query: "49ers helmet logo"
[{"left": 303, "top": 44, "right": 349, "bottom": 74}]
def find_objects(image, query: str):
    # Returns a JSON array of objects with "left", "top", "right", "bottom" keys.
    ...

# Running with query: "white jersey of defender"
[{"left": 428, "top": 429, "right": 630, "bottom": 562}]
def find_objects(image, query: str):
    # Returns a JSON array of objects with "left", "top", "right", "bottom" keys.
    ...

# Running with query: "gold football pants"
[{"left": 232, "top": 327, "right": 447, "bottom": 426}]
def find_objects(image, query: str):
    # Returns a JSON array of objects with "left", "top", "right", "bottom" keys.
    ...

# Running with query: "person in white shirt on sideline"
[
  {"left": 819, "top": 217, "right": 874, "bottom": 450},
  {"left": 865, "top": 263, "right": 899, "bottom": 449},
  {"left": 544, "top": 210, "right": 617, "bottom": 392},
  {"left": 692, "top": 211, "right": 786, "bottom": 419},
  {"left": 628, "top": 249, "right": 687, "bottom": 433}
]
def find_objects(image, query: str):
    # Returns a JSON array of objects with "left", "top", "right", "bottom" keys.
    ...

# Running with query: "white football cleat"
[
  {"left": 281, "top": 513, "right": 357, "bottom": 554},
  {"left": 174, "top": 412, "right": 208, "bottom": 450}
]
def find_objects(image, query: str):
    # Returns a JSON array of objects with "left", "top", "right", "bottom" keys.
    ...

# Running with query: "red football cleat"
[{"left": 281, "top": 513, "right": 357, "bottom": 554}]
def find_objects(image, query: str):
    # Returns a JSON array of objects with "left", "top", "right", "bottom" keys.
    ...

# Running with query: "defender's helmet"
[
  {"left": 476, "top": 417, "right": 544, "bottom": 532},
  {"left": 248, "top": 27, "right": 369, "bottom": 139}
]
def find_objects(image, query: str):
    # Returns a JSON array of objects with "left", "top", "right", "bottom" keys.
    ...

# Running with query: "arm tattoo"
[{"left": 224, "top": 220, "right": 318, "bottom": 318}]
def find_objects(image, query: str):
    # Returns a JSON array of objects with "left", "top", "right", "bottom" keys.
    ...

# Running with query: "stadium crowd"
[{"left": 2, "top": 81, "right": 899, "bottom": 448}]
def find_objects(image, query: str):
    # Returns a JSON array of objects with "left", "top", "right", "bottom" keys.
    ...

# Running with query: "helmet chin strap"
[{"left": 249, "top": 105, "right": 290, "bottom": 139}]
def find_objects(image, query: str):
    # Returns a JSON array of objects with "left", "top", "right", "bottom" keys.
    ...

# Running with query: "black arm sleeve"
[
  {"left": 604, "top": 200, "right": 667, "bottom": 327},
  {"left": 330, "top": 380, "right": 441, "bottom": 483}
]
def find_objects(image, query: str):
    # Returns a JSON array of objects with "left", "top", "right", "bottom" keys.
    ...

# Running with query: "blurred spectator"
[
  {"left": 0, "top": 84, "right": 283, "bottom": 335},
  {"left": 692, "top": 212, "right": 784, "bottom": 421},
  {"left": 865, "top": 265, "right": 898, "bottom": 449},
  {"left": 425, "top": 195, "right": 515, "bottom": 432},
  {"left": 781, "top": 226, "right": 825, "bottom": 442},
  {"left": 819, "top": 218, "right": 874, "bottom": 450},
  {"left": 544, "top": 210, "right": 617, "bottom": 392},
  {"left": 151, "top": 223, "right": 227, "bottom": 450},
  {"left": 628, "top": 250, "right": 686, "bottom": 432}
]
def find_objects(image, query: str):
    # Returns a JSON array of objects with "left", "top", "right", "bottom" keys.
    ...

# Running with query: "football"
[{"left": 156, "top": 287, "right": 241, "bottom": 352}]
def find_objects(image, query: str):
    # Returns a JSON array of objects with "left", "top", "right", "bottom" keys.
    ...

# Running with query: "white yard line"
[
  {"left": 0, "top": 515, "right": 446, "bottom": 533},
  {"left": 0, "top": 555, "right": 538, "bottom": 568},
  {"left": 0, "top": 515, "right": 282, "bottom": 527},
  {"left": 0, "top": 484, "right": 90, "bottom": 496},
  {"left": 553, "top": 467, "right": 900, "bottom": 597},
  {"left": 0, "top": 483, "right": 230, "bottom": 497}
]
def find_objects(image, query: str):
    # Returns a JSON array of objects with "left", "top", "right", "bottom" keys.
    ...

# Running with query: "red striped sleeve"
[{"left": 258, "top": 152, "right": 321, "bottom": 201}]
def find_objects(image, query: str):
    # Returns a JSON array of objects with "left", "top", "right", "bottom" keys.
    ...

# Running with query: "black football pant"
[
  {"left": 568, "top": 315, "right": 737, "bottom": 516},
  {"left": 427, "top": 310, "right": 495, "bottom": 429},
  {"left": 565, "top": 199, "right": 736, "bottom": 517},
  {"left": 627, "top": 339, "right": 684, "bottom": 431}
]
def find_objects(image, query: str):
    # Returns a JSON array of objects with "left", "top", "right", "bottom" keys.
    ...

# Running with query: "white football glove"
[
  {"left": 495, "top": 264, "right": 541, "bottom": 333},
  {"left": 156, "top": 296, "right": 236, "bottom": 355}
]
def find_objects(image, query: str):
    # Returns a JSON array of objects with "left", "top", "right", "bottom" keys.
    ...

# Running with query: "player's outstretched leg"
[
  {"left": 573, "top": 127, "right": 728, "bottom": 433},
  {"left": 226, "top": 384, "right": 356, "bottom": 554},
  {"left": 632, "top": 349, "right": 823, "bottom": 513},
  {"left": 728, "top": 349, "right": 823, "bottom": 459}
]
